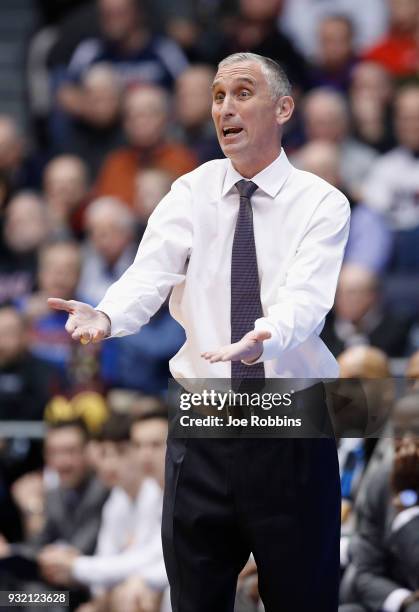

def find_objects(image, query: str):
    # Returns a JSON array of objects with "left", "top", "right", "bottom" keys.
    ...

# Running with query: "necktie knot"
[{"left": 235, "top": 179, "right": 258, "bottom": 200}]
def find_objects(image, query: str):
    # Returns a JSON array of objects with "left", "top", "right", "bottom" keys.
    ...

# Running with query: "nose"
[{"left": 219, "top": 94, "right": 236, "bottom": 119}]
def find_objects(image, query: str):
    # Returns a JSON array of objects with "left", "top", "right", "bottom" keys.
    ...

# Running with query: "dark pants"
[{"left": 162, "top": 394, "right": 341, "bottom": 612}]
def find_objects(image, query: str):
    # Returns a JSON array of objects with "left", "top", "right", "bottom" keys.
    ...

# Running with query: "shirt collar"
[{"left": 221, "top": 148, "right": 293, "bottom": 198}]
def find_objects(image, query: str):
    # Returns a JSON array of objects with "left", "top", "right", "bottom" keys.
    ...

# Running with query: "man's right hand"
[{"left": 47, "top": 298, "right": 111, "bottom": 344}]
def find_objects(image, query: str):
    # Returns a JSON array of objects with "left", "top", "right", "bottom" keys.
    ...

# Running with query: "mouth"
[{"left": 222, "top": 127, "right": 243, "bottom": 139}]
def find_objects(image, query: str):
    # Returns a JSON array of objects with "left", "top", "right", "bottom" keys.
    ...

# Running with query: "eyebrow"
[{"left": 211, "top": 76, "right": 256, "bottom": 91}]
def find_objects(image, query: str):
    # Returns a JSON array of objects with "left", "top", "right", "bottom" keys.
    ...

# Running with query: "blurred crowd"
[{"left": 1, "top": 0, "right": 419, "bottom": 610}]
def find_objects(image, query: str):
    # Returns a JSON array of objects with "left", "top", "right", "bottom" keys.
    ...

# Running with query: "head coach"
[{"left": 49, "top": 52, "right": 350, "bottom": 611}]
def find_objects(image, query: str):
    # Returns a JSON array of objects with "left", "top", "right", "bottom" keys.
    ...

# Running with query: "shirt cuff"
[
  {"left": 392, "top": 506, "right": 419, "bottom": 533},
  {"left": 382, "top": 588, "right": 413, "bottom": 612},
  {"left": 94, "top": 302, "right": 126, "bottom": 338},
  {"left": 243, "top": 319, "right": 281, "bottom": 364},
  {"left": 72, "top": 556, "right": 90, "bottom": 584}
]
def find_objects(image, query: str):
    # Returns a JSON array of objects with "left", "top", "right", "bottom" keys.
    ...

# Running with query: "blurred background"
[{"left": 1, "top": 0, "right": 419, "bottom": 611}]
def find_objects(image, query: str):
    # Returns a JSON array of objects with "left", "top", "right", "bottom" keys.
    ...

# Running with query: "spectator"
[
  {"left": 308, "top": 15, "right": 358, "bottom": 92},
  {"left": 296, "top": 140, "right": 392, "bottom": 274},
  {"left": 362, "top": 85, "right": 419, "bottom": 271},
  {"left": 78, "top": 197, "right": 137, "bottom": 304},
  {"left": 173, "top": 64, "right": 223, "bottom": 163},
  {"left": 0, "top": 192, "right": 49, "bottom": 305},
  {"left": 215, "top": 0, "right": 308, "bottom": 91},
  {"left": 0, "top": 305, "right": 60, "bottom": 420},
  {"left": 41, "top": 410, "right": 168, "bottom": 611},
  {"left": 344, "top": 392, "right": 419, "bottom": 611},
  {"left": 362, "top": 0, "right": 419, "bottom": 78},
  {"left": 56, "top": 0, "right": 189, "bottom": 116},
  {"left": 349, "top": 61, "right": 395, "bottom": 153},
  {"left": 0, "top": 116, "right": 42, "bottom": 196},
  {"left": 301, "top": 88, "right": 378, "bottom": 201},
  {"left": 61, "top": 64, "right": 125, "bottom": 179},
  {"left": 279, "top": 0, "right": 388, "bottom": 60},
  {"left": 321, "top": 263, "right": 414, "bottom": 358},
  {"left": 0, "top": 419, "right": 108, "bottom": 609},
  {"left": 21, "top": 240, "right": 102, "bottom": 393},
  {"left": 107, "top": 410, "right": 169, "bottom": 612},
  {"left": 406, "top": 350, "right": 419, "bottom": 385},
  {"left": 43, "top": 155, "right": 90, "bottom": 239},
  {"left": 94, "top": 84, "right": 198, "bottom": 208}
]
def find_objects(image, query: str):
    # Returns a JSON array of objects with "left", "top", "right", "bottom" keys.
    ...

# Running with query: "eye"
[
  {"left": 214, "top": 92, "right": 224, "bottom": 102},
  {"left": 238, "top": 89, "right": 251, "bottom": 98}
]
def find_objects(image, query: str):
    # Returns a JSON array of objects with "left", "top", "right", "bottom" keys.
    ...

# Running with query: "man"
[{"left": 49, "top": 52, "right": 350, "bottom": 611}]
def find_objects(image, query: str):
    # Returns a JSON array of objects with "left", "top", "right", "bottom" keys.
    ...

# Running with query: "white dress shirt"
[
  {"left": 97, "top": 150, "right": 350, "bottom": 381},
  {"left": 72, "top": 478, "right": 166, "bottom": 590}
]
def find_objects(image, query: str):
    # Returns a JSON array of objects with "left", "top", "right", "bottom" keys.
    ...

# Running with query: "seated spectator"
[
  {"left": 60, "top": 64, "right": 125, "bottom": 179},
  {"left": 107, "top": 410, "right": 169, "bottom": 612},
  {"left": 94, "top": 84, "right": 197, "bottom": 209},
  {"left": 406, "top": 351, "right": 419, "bottom": 387},
  {"left": 0, "top": 116, "right": 43, "bottom": 196},
  {"left": 43, "top": 155, "right": 90, "bottom": 239},
  {"left": 78, "top": 197, "right": 137, "bottom": 304},
  {"left": 362, "top": 85, "right": 419, "bottom": 272},
  {"left": 0, "top": 305, "right": 60, "bottom": 420},
  {"left": 308, "top": 15, "right": 358, "bottom": 92},
  {"left": 321, "top": 263, "right": 414, "bottom": 358},
  {"left": 215, "top": 0, "right": 308, "bottom": 91},
  {"left": 0, "top": 192, "right": 49, "bottom": 305},
  {"left": 173, "top": 64, "right": 223, "bottom": 164},
  {"left": 56, "top": 0, "right": 188, "bottom": 113},
  {"left": 345, "top": 393, "right": 419, "bottom": 611},
  {"left": 280, "top": 0, "right": 388, "bottom": 61},
  {"left": 362, "top": 0, "right": 419, "bottom": 78},
  {"left": 42, "top": 410, "right": 168, "bottom": 612},
  {"left": 295, "top": 140, "right": 392, "bottom": 273},
  {"left": 349, "top": 61, "right": 395, "bottom": 153},
  {"left": 0, "top": 419, "right": 108, "bottom": 608},
  {"left": 301, "top": 88, "right": 378, "bottom": 201},
  {"left": 22, "top": 240, "right": 102, "bottom": 393}
]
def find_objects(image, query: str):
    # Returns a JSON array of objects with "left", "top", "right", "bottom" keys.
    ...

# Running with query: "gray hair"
[
  {"left": 85, "top": 196, "right": 135, "bottom": 233},
  {"left": 217, "top": 52, "right": 291, "bottom": 100}
]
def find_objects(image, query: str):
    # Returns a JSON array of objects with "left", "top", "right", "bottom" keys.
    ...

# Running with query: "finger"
[
  {"left": 47, "top": 298, "right": 75, "bottom": 313},
  {"left": 65, "top": 316, "right": 77, "bottom": 334},
  {"left": 92, "top": 328, "right": 106, "bottom": 343},
  {"left": 72, "top": 328, "right": 90, "bottom": 342}
]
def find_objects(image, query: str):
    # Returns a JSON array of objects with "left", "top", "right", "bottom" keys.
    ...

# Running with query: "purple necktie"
[{"left": 231, "top": 179, "right": 265, "bottom": 384}]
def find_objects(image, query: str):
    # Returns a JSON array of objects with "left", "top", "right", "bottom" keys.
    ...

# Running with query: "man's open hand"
[
  {"left": 47, "top": 298, "right": 111, "bottom": 344},
  {"left": 201, "top": 330, "right": 271, "bottom": 364}
]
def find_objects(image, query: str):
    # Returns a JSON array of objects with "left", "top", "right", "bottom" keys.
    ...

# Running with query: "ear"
[{"left": 275, "top": 96, "right": 295, "bottom": 126}]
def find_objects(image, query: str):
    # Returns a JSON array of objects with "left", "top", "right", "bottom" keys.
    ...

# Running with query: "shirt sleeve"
[
  {"left": 253, "top": 191, "right": 350, "bottom": 361},
  {"left": 95, "top": 175, "right": 193, "bottom": 337}
]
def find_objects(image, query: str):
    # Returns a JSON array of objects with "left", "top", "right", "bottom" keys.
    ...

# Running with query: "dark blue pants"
[{"left": 162, "top": 400, "right": 341, "bottom": 612}]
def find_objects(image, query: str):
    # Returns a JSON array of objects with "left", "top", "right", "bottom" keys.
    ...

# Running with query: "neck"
[
  {"left": 123, "top": 475, "right": 143, "bottom": 500},
  {"left": 231, "top": 147, "right": 281, "bottom": 178}
]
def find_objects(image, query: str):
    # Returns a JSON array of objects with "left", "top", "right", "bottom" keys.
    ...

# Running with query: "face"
[
  {"left": 212, "top": 61, "right": 291, "bottom": 176},
  {"left": 131, "top": 419, "right": 167, "bottom": 484},
  {"left": 39, "top": 245, "right": 81, "bottom": 299},
  {"left": 240, "top": 0, "right": 283, "bottom": 20},
  {"left": 0, "top": 308, "right": 26, "bottom": 366},
  {"left": 124, "top": 88, "right": 168, "bottom": 148},
  {"left": 44, "top": 158, "right": 87, "bottom": 210},
  {"left": 395, "top": 89, "right": 419, "bottom": 151},
  {"left": 134, "top": 169, "right": 171, "bottom": 219},
  {"left": 319, "top": 18, "right": 353, "bottom": 69},
  {"left": 335, "top": 267, "right": 378, "bottom": 323},
  {"left": 88, "top": 212, "right": 132, "bottom": 264},
  {"left": 99, "top": 0, "right": 139, "bottom": 41},
  {"left": 175, "top": 68, "right": 214, "bottom": 129},
  {"left": 350, "top": 62, "right": 392, "bottom": 106},
  {"left": 96, "top": 440, "right": 137, "bottom": 489},
  {"left": 304, "top": 95, "right": 347, "bottom": 143},
  {"left": 4, "top": 194, "right": 47, "bottom": 253},
  {"left": 45, "top": 426, "right": 89, "bottom": 488},
  {"left": 390, "top": 0, "right": 419, "bottom": 32},
  {"left": 0, "top": 119, "right": 23, "bottom": 171},
  {"left": 84, "top": 75, "right": 120, "bottom": 127}
]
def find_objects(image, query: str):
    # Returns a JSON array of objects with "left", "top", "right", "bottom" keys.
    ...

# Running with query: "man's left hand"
[{"left": 201, "top": 330, "right": 271, "bottom": 364}]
